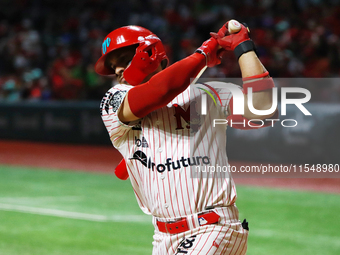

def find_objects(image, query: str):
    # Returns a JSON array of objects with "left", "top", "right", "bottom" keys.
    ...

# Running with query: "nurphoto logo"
[{"left": 196, "top": 81, "right": 312, "bottom": 128}]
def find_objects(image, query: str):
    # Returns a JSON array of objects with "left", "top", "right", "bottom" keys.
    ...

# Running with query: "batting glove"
[
  {"left": 210, "top": 22, "right": 256, "bottom": 60},
  {"left": 195, "top": 38, "right": 225, "bottom": 67}
]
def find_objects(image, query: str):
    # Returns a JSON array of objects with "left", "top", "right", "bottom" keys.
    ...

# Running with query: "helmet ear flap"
[{"left": 138, "top": 38, "right": 160, "bottom": 61}]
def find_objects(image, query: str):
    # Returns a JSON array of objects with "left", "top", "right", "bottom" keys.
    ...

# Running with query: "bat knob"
[{"left": 228, "top": 19, "right": 242, "bottom": 34}]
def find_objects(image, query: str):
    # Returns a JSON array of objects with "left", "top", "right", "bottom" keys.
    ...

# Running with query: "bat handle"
[
  {"left": 228, "top": 19, "right": 242, "bottom": 34},
  {"left": 190, "top": 65, "right": 207, "bottom": 85}
]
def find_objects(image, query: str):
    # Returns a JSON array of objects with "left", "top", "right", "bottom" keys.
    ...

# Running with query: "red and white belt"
[{"left": 156, "top": 211, "right": 220, "bottom": 235}]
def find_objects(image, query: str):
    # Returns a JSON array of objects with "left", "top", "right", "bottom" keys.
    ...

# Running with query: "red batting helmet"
[{"left": 95, "top": 25, "right": 169, "bottom": 85}]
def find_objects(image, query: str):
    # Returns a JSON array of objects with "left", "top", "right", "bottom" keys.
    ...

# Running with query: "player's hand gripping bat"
[{"left": 191, "top": 19, "right": 242, "bottom": 85}]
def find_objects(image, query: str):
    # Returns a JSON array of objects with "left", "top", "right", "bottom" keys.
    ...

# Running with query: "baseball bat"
[
  {"left": 190, "top": 65, "right": 207, "bottom": 86},
  {"left": 228, "top": 19, "right": 242, "bottom": 34}
]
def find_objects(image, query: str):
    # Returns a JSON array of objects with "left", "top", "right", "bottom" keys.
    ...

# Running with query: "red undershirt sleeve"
[{"left": 127, "top": 53, "right": 205, "bottom": 118}]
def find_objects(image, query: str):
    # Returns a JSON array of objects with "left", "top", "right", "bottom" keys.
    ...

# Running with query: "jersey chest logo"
[
  {"left": 129, "top": 150, "right": 211, "bottom": 173},
  {"left": 173, "top": 101, "right": 201, "bottom": 132}
]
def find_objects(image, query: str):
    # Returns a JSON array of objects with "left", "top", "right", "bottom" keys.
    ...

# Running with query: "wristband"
[
  {"left": 195, "top": 49, "right": 208, "bottom": 66},
  {"left": 234, "top": 40, "right": 256, "bottom": 60}
]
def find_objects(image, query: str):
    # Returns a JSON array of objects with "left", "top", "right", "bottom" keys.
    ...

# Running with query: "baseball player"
[{"left": 95, "top": 22, "right": 276, "bottom": 254}]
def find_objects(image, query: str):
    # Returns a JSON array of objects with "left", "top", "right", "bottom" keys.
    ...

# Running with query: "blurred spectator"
[
  {"left": 0, "top": 0, "right": 339, "bottom": 102},
  {"left": 21, "top": 68, "right": 51, "bottom": 101},
  {"left": 49, "top": 52, "right": 83, "bottom": 100},
  {"left": 0, "top": 78, "right": 20, "bottom": 101}
]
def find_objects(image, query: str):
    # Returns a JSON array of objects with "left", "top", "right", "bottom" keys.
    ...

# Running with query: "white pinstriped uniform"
[{"left": 101, "top": 83, "right": 248, "bottom": 254}]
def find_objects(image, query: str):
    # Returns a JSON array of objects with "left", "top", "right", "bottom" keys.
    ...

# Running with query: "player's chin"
[{"left": 118, "top": 77, "right": 129, "bottom": 85}]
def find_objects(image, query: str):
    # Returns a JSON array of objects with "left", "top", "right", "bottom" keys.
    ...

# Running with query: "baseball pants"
[{"left": 152, "top": 206, "right": 248, "bottom": 255}]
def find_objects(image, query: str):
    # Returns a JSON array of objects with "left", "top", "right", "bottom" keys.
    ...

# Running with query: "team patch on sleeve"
[{"left": 100, "top": 90, "right": 127, "bottom": 115}]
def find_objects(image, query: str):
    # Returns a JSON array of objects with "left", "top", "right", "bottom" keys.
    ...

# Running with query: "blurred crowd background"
[{"left": 0, "top": 0, "right": 339, "bottom": 102}]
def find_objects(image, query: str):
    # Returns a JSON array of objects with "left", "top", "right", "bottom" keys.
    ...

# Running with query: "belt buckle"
[{"left": 164, "top": 220, "right": 176, "bottom": 234}]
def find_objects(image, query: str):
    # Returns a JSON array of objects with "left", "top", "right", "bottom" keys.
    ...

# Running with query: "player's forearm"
[
  {"left": 238, "top": 51, "right": 266, "bottom": 78},
  {"left": 127, "top": 53, "right": 205, "bottom": 118}
]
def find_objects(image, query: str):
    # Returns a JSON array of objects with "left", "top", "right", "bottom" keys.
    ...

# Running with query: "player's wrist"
[
  {"left": 212, "top": 21, "right": 257, "bottom": 60},
  {"left": 195, "top": 38, "right": 224, "bottom": 67},
  {"left": 234, "top": 39, "right": 256, "bottom": 60},
  {"left": 194, "top": 49, "right": 208, "bottom": 64}
]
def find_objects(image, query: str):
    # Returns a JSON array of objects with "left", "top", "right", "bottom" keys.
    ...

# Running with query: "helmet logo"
[
  {"left": 116, "top": 35, "right": 126, "bottom": 45},
  {"left": 102, "top": 38, "right": 111, "bottom": 54}
]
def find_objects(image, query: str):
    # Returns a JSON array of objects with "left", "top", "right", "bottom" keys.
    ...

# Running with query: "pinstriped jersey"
[{"left": 100, "top": 83, "right": 237, "bottom": 219}]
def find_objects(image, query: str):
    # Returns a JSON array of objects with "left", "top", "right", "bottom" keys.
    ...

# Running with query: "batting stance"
[{"left": 95, "top": 22, "right": 277, "bottom": 254}]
